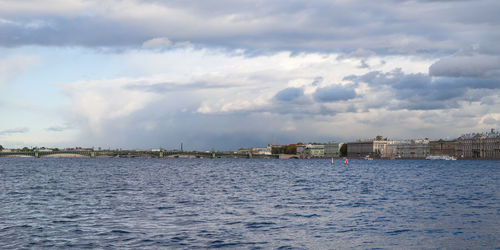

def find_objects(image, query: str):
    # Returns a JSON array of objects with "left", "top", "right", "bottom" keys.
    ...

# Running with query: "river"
[{"left": 1, "top": 158, "right": 498, "bottom": 248}]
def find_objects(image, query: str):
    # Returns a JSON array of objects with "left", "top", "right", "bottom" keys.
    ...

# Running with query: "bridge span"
[{"left": 0, "top": 151, "right": 279, "bottom": 159}]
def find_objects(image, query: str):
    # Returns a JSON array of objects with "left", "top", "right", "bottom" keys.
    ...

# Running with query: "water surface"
[{"left": 1, "top": 158, "right": 499, "bottom": 248}]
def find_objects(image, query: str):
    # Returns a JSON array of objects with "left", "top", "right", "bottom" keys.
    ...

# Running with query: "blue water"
[{"left": 0, "top": 158, "right": 499, "bottom": 249}]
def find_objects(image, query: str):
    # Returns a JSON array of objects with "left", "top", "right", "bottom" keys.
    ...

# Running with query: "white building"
[
  {"left": 304, "top": 144, "right": 325, "bottom": 157},
  {"left": 251, "top": 147, "right": 272, "bottom": 155}
]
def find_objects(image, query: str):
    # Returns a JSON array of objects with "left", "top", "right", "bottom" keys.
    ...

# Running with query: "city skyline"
[{"left": 1, "top": 0, "right": 499, "bottom": 150}]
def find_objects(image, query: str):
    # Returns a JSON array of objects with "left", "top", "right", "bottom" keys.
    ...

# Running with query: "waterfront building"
[
  {"left": 304, "top": 144, "right": 325, "bottom": 157},
  {"left": 456, "top": 129, "right": 500, "bottom": 159},
  {"left": 237, "top": 148, "right": 251, "bottom": 155},
  {"left": 456, "top": 133, "right": 484, "bottom": 158},
  {"left": 324, "top": 142, "right": 340, "bottom": 157},
  {"left": 251, "top": 147, "right": 272, "bottom": 155},
  {"left": 296, "top": 144, "right": 306, "bottom": 156},
  {"left": 484, "top": 130, "right": 500, "bottom": 159},
  {"left": 386, "top": 139, "right": 430, "bottom": 159},
  {"left": 347, "top": 136, "right": 395, "bottom": 158},
  {"left": 237, "top": 147, "right": 272, "bottom": 155},
  {"left": 347, "top": 141, "right": 374, "bottom": 157},
  {"left": 430, "top": 140, "right": 456, "bottom": 157}
]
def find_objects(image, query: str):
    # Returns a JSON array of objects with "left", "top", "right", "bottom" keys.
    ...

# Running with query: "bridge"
[{"left": 0, "top": 150, "right": 279, "bottom": 159}]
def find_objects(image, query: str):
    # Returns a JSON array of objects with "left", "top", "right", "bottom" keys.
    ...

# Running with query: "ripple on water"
[{"left": 0, "top": 158, "right": 498, "bottom": 249}]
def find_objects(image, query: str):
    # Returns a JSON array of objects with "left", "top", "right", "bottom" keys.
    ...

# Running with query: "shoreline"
[{"left": 0, "top": 155, "right": 498, "bottom": 160}]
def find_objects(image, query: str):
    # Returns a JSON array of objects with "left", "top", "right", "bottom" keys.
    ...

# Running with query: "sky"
[{"left": 0, "top": 0, "right": 499, "bottom": 150}]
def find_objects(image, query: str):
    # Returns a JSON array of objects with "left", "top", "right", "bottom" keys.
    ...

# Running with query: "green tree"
[
  {"left": 21, "top": 147, "right": 31, "bottom": 152},
  {"left": 286, "top": 144, "right": 297, "bottom": 154},
  {"left": 0, "top": 145, "right": 4, "bottom": 151},
  {"left": 272, "top": 144, "right": 297, "bottom": 154},
  {"left": 340, "top": 144, "right": 347, "bottom": 157},
  {"left": 271, "top": 147, "right": 280, "bottom": 154}
]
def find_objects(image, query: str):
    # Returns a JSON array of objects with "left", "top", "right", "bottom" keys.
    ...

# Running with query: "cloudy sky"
[{"left": 0, "top": 0, "right": 499, "bottom": 150}]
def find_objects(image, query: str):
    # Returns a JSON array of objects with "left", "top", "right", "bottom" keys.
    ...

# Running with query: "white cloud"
[
  {"left": 0, "top": 55, "right": 39, "bottom": 86},
  {"left": 0, "top": 0, "right": 498, "bottom": 149},
  {"left": 62, "top": 77, "right": 163, "bottom": 133},
  {"left": 55, "top": 48, "right": 477, "bottom": 148}
]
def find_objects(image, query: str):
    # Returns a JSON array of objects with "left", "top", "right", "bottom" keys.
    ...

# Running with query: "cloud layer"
[
  {"left": 53, "top": 48, "right": 499, "bottom": 149},
  {"left": 1, "top": 0, "right": 499, "bottom": 149},
  {"left": 1, "top": 0, "right": 499, "bottom": 55}
]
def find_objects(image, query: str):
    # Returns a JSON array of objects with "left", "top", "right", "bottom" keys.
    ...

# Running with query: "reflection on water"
[{"left": 0, "top": 158, "right": 499, "bottom": 248}]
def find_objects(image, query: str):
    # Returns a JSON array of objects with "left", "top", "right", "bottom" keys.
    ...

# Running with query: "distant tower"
[{"left": 181, "top": 143, "right": 183, "bottom": 152}]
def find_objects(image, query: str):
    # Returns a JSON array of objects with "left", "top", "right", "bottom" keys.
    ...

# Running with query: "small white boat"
[{"left": 425, "top": 155, "right": 456, "bottom": 160}]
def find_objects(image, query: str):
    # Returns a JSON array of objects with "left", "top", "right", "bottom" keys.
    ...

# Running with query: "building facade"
[
  {"left": 430, "top": 140, "right": 456, "bottom": 157},
  {"left": 347, "top": 141, "right": 374, "bottom": 157},
  {"left": 304, "top": 144, "right": 325, "bottom": 157},
  {"left": 251, "top": 147, "right": 272, "bottom": 155},
  {"left": 296, "top": 144, "right": 306, "bottom": 156},
  {"left": 484, "top": 132, "right": 500, "bottom": 159},
  {"left": 347, "top": 136, "right": 395, "bottom": 158},
  {"left": 385, "top": 139, "right": 430, "bottom": 159},
  {"left": 456, "top": 129, "right": 500, "bottom": 159},
  {"left": 324, "top": 142, "right": 340, "bottom": 157}
]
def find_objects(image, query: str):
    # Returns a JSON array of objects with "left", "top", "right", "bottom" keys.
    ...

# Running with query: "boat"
[
  {"left": 425, "top": 155, "right": 456, "bottom": 160},
  {"left": 363, "top": 155, "right": 374, "bottom": 160}
]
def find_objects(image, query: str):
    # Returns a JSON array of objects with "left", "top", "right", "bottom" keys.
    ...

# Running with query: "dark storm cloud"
[
  {"left": 1, "top": 0, "right": 499, "bottom": 55},
  {"left": 313, "top": 84, "right": 357, "bottom": 102},
  {"left": 274, "top": 87, "right": 304, "bottom": 102}
]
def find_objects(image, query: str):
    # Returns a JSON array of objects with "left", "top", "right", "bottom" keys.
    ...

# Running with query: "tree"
[
  {"left": 21, "top": 147, "right": 31, "bottom": 152},
  {"left": 340, "top": 144, "right": 347, "bottom": 157},
  {"left": 286, "top": 144, "right": 297, "bottom": 154},
  {"left": 0, "top": 145, "right": 3, "bottom": 151},
  {"left": 271, "top": 147, "right": 280, "bottom": 154},
  {"left": 271, "top": 144, "right": 297, "bottom": 154}
]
